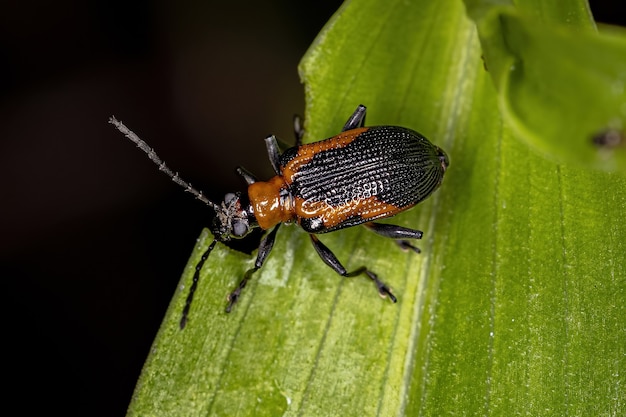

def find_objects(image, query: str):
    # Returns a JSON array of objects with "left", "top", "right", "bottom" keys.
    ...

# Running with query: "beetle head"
[{"left": 210, "top": 192, "right": 255, "bottom": 241}]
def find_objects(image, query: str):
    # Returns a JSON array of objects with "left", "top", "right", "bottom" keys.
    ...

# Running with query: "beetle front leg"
[
  {"left": 309, "top": 234, "right": 397, "bottom": 302},
  {"left": 236, "top": 166, "right": 257, "bottom": 185},
  {"left": 363, "top": 222, "right": 423, "bottom": 253},
  {"left": 226, "top": 224, "right": 280, "bottom": 312}
]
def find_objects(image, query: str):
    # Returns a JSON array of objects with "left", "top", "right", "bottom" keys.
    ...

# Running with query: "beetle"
[{"left": 110, "top": 105, "right": 449, "bottom": 328}]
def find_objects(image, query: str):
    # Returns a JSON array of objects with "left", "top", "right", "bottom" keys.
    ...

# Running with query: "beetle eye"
[
  {"left": 232, "top": 220, "right": 248, "bottom": 237},
  {"left": 225, "top": 193, "right": 238, "bottom": 205}
]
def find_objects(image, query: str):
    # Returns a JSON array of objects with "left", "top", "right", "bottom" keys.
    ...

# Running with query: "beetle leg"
[
  {"left": 394, "top": 240, "right": 422, "bottom": 254},
  {"left": 364, "top": 222, "right": 423, "bottom": 239},
  {"left": 293, "top": 114, "right": 304, "bottom": 146},
  {"left": 226, "top": 224, "right": 281, "bottom": 312},
  {"left": 363, "top": 222, "right": 423, "bottom": 253},
  {"left": 236, "top": 166, "right": 257, "bottom": 185},
  {"left": 342, "top": 104, "right": 367, "bottom": 131},
  {"left": 309, "top": 234, "right": 397, "bottom": 302},
  {"left": 264, "top": 135, "right": 282, "bottom": 175}
]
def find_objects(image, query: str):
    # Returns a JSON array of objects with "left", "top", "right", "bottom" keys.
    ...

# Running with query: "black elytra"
[{"left": 109, "top": 105, "right": 449, "bottom": 328}]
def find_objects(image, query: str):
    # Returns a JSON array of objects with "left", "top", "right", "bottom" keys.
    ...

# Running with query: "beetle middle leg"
[
  {"left": 363, "top": 222, "right": 423, "bottom": 253},
  {"left": 291, "top": 104, "right": 367, "bottom": 148},
  {"left": 342, "top": 104, "right": 367, "bottom": 131},
  {"left": 226, "top": 224, "right": 281, "bottom": 312},
  {"left": 309, "top": 234, "right": 397, "bottom": 302},
  {"left": 293, "top": 114, "right": 304, "bottom": 146}
]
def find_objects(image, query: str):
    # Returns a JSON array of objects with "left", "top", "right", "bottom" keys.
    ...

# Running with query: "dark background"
[{"left": 1, "top": 1, "right": 622, "bottom": 415}]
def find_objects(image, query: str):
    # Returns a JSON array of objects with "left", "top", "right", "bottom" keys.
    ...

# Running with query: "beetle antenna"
[
  {"left": 109, "top": 116, "right": 221, "bottom": 212},
  {"left": 180, "top": 238, "right": 217, "bottom": 329}
]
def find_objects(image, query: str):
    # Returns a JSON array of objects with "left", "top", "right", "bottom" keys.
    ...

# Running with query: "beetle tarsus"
[
  {"left": 226, "top": 271, "right": 252, "bottom": 313},
  {"left": 395, "top": 240, "right": 422, "bottom": 253},
  {"left": 365, "top": 271, "right": 397, "bottom": 303},
  {"left": 228, "top": 266, "right": 258, "bottom": 312},
  {"left": 225, "top": 290, "right": 239, "bottom": 313}
]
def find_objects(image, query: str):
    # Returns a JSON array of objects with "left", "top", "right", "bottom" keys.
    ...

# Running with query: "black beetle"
[{"left": 110, "top": 105, "right": 449, "bottom": 328}]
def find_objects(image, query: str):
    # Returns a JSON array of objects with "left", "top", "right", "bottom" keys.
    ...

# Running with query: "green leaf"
[
  {"left": 127, "top": 0, "right": 626, "bottom": 416},
  {"left": 466, "top": 0, "right": 626, "bottom": 171}
]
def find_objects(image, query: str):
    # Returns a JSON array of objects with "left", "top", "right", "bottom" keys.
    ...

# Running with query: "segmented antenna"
[{"left": 109, "top": 116, "right": 220, "bottom": 211}]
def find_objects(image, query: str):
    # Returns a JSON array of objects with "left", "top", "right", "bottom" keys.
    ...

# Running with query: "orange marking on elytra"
[
  {"left": 294, "top": 195, "right": 406, "bottom": 229},
  {"left": 282, "top": 128, "right": 368, "bottom": 183}
]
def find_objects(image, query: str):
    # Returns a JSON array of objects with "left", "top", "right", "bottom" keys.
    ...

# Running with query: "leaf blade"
[{"left": 127, "top": 0, "right": 626, "bottom": 415}]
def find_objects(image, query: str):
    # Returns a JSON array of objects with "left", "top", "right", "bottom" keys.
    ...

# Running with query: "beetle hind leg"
[
  {"left": 309, "top": 234, "right": 397, "bottom": 302},
  {"left": 363, "top": 222, "right": 423, "bottom": 253},
  {"left": 346, "top": 267, "right": 397, "bottom": 302}
]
